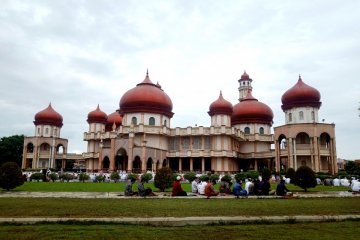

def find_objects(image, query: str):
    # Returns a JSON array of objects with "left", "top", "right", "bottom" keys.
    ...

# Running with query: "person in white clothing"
[
  {"left": 198, "top": 180, "right": 207, "bottom": 195},
  {"left": 191, "top": 177, "right": 200, "bottom": 193}
]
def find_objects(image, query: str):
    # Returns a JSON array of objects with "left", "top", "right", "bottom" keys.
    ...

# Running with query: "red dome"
[
  {"left": 34, "top": 103, "right": 63, "bottom": 127},
  {"left": 119, "top": 71, "right": 174, "bottom": 118},
  {"left": 232, "top": 91, "right": 273, "bottom": 125},
  {"left": 239, "top": 71, "right": 252, "bottom": 81},
  {"left": 87, "top": 105, "right": 107, "bottom": 124},
  {"left": 208, "top": 91, "right": 233, "bottom": 116},
  {"left": 105, "top": 111, "right": 122, "bottom": 131},
  {"left": 281, "top": 76, "right": 321, "bottom": 111}
]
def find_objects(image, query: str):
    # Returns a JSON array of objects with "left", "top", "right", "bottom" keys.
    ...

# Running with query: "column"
[
  {"left": 127, "top": 134, "right": 134, "bottom": 172},
  {"left": 313, "top": 136, "right": 319, "bottom": 172},
  {"left": 179, "top": 158, "right": 182, "bottom": 172},
  {"left": 201, "top": 157, "right": 205, "bottom": 173},
  {"left": 109, "top": 138, "right": 116, "bottom": 171},
  {"left": 288, "top": 138, "right": 293, "bottom": 169},
  {"left": 190, "top": 158, "right": 193, "bottom": 171},
  {"left": 293, "top": 138, "right": 297, "bottom": 170}
]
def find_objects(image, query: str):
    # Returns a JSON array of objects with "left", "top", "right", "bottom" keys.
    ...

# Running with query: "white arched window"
[
  {"left": 299, "top": 111, "right": 304, "bottom": 120},
  {"left": 149, "top": 117, "right": 155, "bottom": 126},
  {"left": 244, "top": 127, "right": 250, "bottom": 134},
  {"left": 259, "top": 127, "right": 264, "bottom": 134}
]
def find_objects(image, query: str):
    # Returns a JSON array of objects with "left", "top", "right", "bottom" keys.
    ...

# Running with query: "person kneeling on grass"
[
  {"left": 172, "top": 175, "right": 187, "bottom": 196},
  {"left": 233, "top": 179, "right": 247, "bottom": 198},
  {"left": 276, "top": 179, "right": 292, "bottom": 196},
  {"left": 124, "top": 179, "right": 138, "bottom": 196},
  {"left": 205, "top": 177, "right": 219, "bottom": 199},
  {"left": 138, "top": 178, "right": 156, "bottom": 197}
]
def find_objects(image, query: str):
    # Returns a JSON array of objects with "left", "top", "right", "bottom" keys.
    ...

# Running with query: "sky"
[{"left": 0, "top": 0, "right": 359, "bottom": 160}]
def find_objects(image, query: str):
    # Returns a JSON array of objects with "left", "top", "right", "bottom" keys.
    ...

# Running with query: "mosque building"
[{"left": 22, "top": 70, "right": 338, "bottom": 175}]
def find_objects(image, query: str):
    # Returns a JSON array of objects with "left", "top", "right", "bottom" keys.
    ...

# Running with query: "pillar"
[
  {"left": 179, "top": 158, "right": 182, "bottom": 172},
  {"left": 201, "top": 157, "right": 205, "bottom": 173},
  {"left": 110, "top": 138, "right": 115, "bottom": 171},
  {"left": 190, "top": 158, "right": 193, "bottom": 171}
]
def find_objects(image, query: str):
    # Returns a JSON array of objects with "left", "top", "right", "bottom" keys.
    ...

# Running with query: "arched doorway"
[
  {"left": 115, "top": 148, "right": 127, "bottom": 171},
  {"left": 133, "top": 156, "right": 141, "bottom": 173},
  {"left": 146, "top": 158, "right": 153, "bottom": 171},
  {"left": 103, "top": 156, "right": 110, "bottom": 170}
]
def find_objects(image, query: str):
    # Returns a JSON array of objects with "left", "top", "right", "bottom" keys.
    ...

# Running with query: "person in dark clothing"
[
  {"left": 138, "top": 178, "right": 155, "bottom": 197},
  {"left": 276, "top": 179, "right": 292, "bottom": 196}
]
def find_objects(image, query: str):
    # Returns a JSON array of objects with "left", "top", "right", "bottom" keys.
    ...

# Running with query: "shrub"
[
  {"left": 0, "top": 162, "right": 24, "bottom": 190},
  {"left": 261, "top": 168, "right": 272, "bottom": 181},
  {"left": 154, "top": 167, "right": 173, "bottom": 192},
  {"left": 285, "top": 168, "right": 296, "bottom": 183},
  {"left": 295, "top": 166, "right": 317, "bottom": 192},
  {"left": 199, "top": 174, "right": 208, "bottom": 182},
  {"left": 141, "top": 172, "right": 153, "bottom": 183},
  {"left": 62, "top": 173, "right": 74, "bottom": 182},
  {"left": 221, "top": 174, "right": 232, "bottom": 183},
  {"left": 183, "top": 172, "right": 197, "bottom": 182},
  {"left": 95, "top": 175, "right": 105, "bottom": 183},
  {"left": 245, "top": 171, "right": 259, "bottom": 180},
  {"left": 79, "top": 173, "right": 90, "bottom": 183},
  {"left": 209, "top": 174, "right": 220, "bottom": 183},
  {"left": 127, "top": 173, "right": 138, "bottom": 182},
  {"left": 110, "top": 172, "right": 120, "bottom": 183},
  {"left": 30, "top": 172, "right": 44, "bottom": 182},
  {"left": 48, "top": 173, "right": 59, "bottom": 182},
  {"left": 234, "top": 172, "right": 246, "bottom": 182}
]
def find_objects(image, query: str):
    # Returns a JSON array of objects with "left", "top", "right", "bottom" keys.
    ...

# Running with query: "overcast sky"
[{"left": 0, "top": 0, "right": 359, "bottom": 160}]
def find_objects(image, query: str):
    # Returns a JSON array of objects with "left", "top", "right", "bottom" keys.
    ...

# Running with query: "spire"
[{"left": 146, "top": 68, "right": 149, "bottom": 77}]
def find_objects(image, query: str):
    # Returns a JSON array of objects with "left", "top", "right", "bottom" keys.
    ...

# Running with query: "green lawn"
[
  {"left": 0, "top": 221, "right": 359, "bottom": 240},
  {"left": 0, "top": 197, "right": 359, "bottom": 218},
  {"left": 13, "top": 181, "right": 351, "bottom": 192}
]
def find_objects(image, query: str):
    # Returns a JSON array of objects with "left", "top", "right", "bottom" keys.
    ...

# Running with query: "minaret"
[{"left": 238, "top": 71, "right": 253, "bottom": 101}]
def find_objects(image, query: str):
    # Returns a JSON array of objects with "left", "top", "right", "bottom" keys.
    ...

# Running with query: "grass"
[
  {"left": 0, "top": 197, "right": 359, "bottom": 218},
  {"left": 12, "top": 181, "right": 351, "bottom": 192},
  {"left": 0, "top": 221, "right": 359, "bottom": 240}
]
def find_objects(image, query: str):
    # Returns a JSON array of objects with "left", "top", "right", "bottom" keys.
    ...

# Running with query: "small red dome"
[
  {"left": 208, "top": 91, "right": 233, "bottom": 116},
  {"left": 87, "top": 105, "right": 107, "bottom": 124},
  {"left": 105, "top": 111, "right": 122, "bottom": 131},
  {"left": 281, "top": 76, "right": 321, "bottom": 111},
  {"left": 34, "top": 103, "right": 63, "bottom": 127},
  {"left": 239, "top": 71, "right": 251, "bottom": 81},
  {"left": 232, "top": 91, "right": 273, "bottom": 125},
  {"left": 119, "top": 71, "right": 174, "bottom": 118}
]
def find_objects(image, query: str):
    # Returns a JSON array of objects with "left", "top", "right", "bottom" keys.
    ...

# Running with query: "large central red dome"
[
  {"left": 34, "top": 103, "right": 63, "bottom": 127},
  {"left": 119, "top": 71, "right": 174, "bottom": 118},
  {"left": 232, "top": 91, "right": 273, "bottom": 125},
  {"left": 281, "top": 76, "right": 321, "bottom": 111}
]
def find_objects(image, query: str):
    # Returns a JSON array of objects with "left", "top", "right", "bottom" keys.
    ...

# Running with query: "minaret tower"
[{"left": 238, "top": 71, "right": 253, "bottom": 101}]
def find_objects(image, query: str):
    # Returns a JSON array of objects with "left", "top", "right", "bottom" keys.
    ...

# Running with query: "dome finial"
[
  {"left": 299, "top": 74, "right": 302, "bottom": 80},
  {"left": 220, "top": 90, "right": 222, "bottom": 96},
  {"left": 146, "top": 68, "right": 149, "bottom": 77}
]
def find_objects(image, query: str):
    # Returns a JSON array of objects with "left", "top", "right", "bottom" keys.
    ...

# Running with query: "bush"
[
  {"left": 95, "top": 175, "right": 105, "bottom": 183},
  {"left": 154, "top": 167, "right": 173, "bottom": 191},
  {"left": 234, "top": 172, "right": 246, "bottom": 182},
  {"left": 79, "top": 173, "right": 90, "bottom": 183},
  {"left": 246, "top": 171, "right": 259, "bottom": 180},
  {"left": 30, "top": 172, "right": 44, "bottom": 182},
  {"left": 199, "top": 174, "right": 208, "bottom": 182},
  {"left": 127, "top": 173, "right": 138, "bottom": 182},
  {"left": 49, "top": 173, "right": 59, "bottom": 182},
  {"left": 0, "top": 162, "right": 24, "bottom": 190},
  {"left": 295, "top": 166, "right": 317, "bottom": 192},
  {"left": 110, "top": 172, "right": 120, "bottom": 183},
  {"left": 209, "top": 174, "right": 220, "bottom": 183},
  {"left": 285, "top": 168, "right": 296, "bottom": 183},
  {"left": 62, "top": 173, "right": 74, "bottom": 182},
  {"left": 141, "top": 172, "right": 153, "bottom": 183},
  {"left": 183, "top": 172, "right": 197, "bottom": 182},
  {"left": 221, "top": 174, "right": 232, "bottom": 183},
  {"left": 261, "top": 168, "right": 272, "bottom": 181}
]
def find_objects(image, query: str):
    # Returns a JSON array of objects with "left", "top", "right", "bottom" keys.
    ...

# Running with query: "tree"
[
  {"left": 0, "top": 162, "right": 24, "bottom": 190},
  {"left": 79, "top": 173, "right": 90, "bottom": 183},
  {"left": 261, "top": 168, "right": 272, "bottom": 181},
  {"left": 285, "top": 168, "right": 296, "bottom": 183},
  {"left": 345, "top": 161, "right": 360, "bottom": 175},
  {"left": 295, "top": 166, "right": 317, "bottom": 192},
  {"left": 0, "top": 135, "right": 24, "bottom": 167},
  {"left": 183, "top": 172, "right": 197, "bottom": 182},
  {"left": 154, "top": 167, "right": 173, "bottom": 192},
  {"left": 141, "top": 172, "right": 153, "bottom": 183},
  {"left": 110, "top": 172, "right": 120, "bottom": 183}
]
